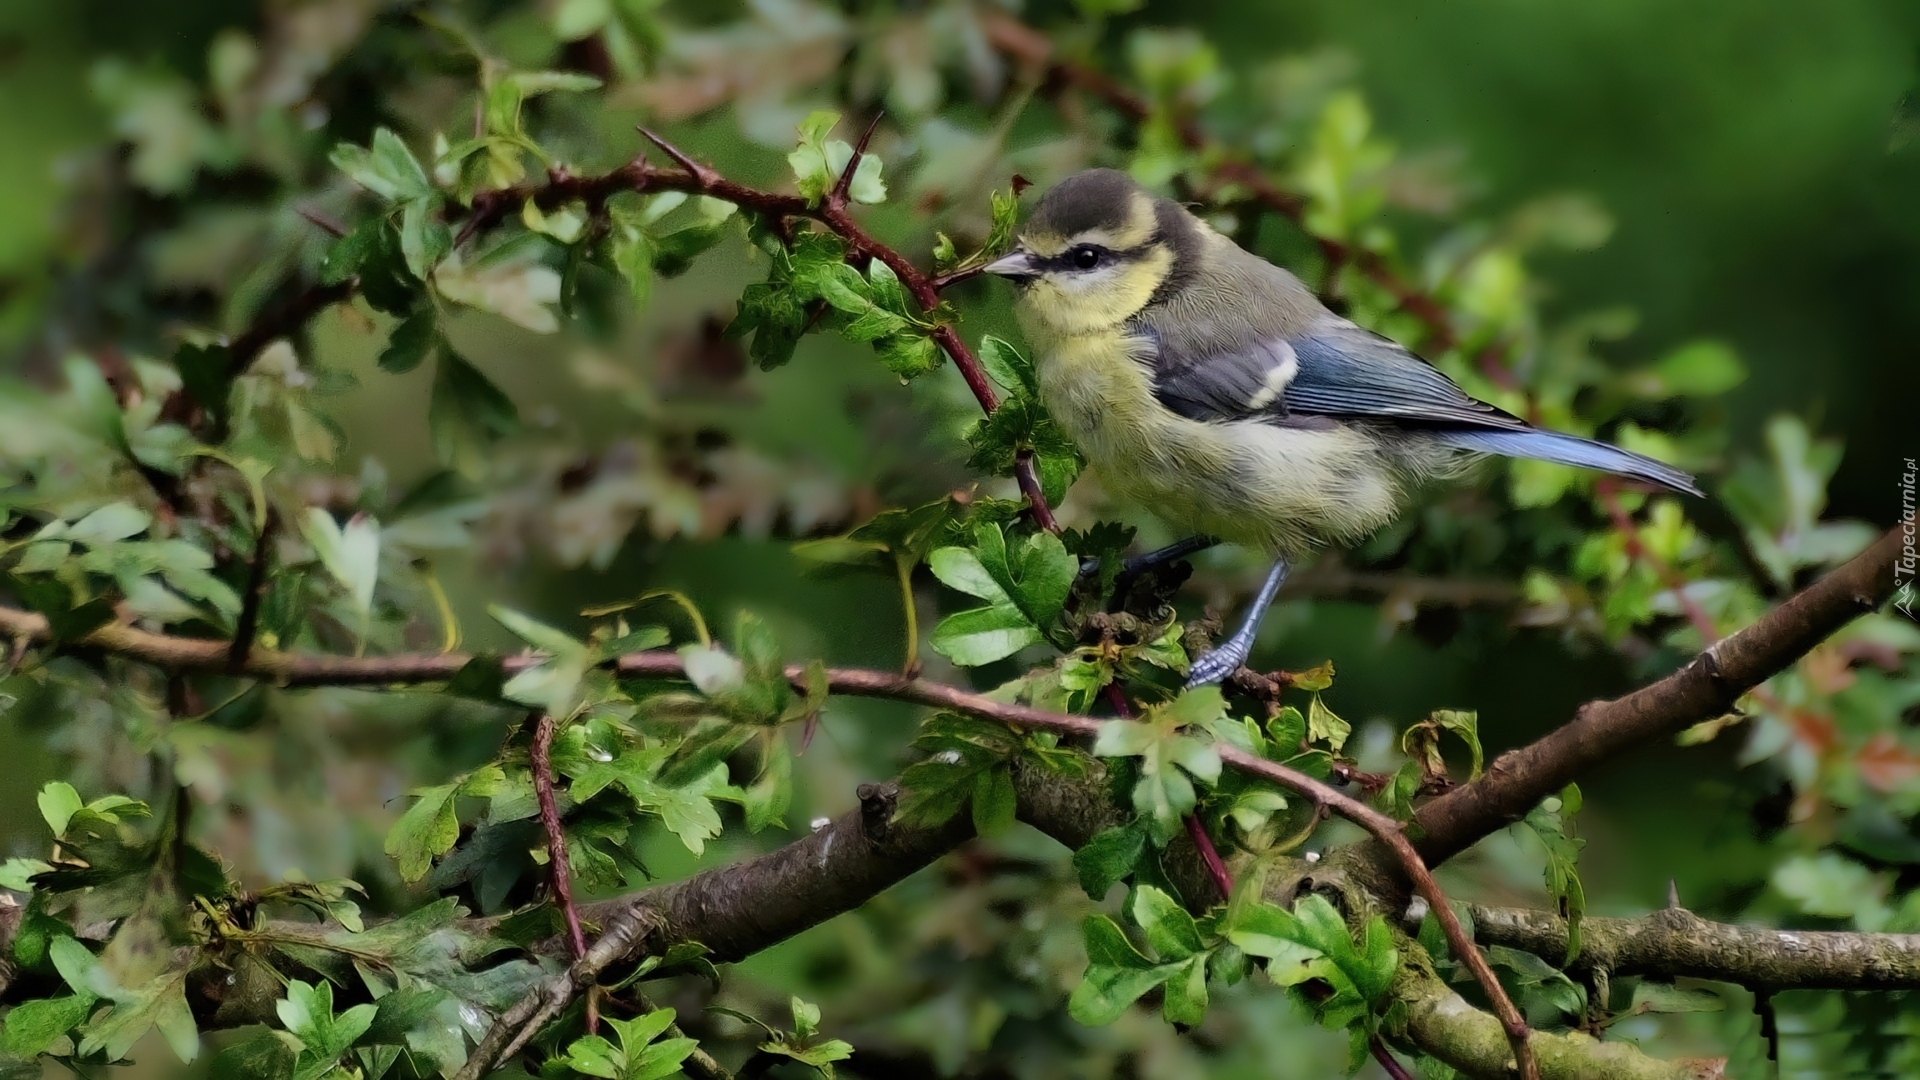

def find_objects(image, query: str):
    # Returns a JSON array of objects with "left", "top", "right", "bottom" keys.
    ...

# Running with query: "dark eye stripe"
[{"left": 1037, "top": 234, "right": 1162, "bottom": 271}]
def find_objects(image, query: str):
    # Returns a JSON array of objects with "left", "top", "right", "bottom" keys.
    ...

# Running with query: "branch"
[
  {"left": 1470, "top": 904, "right": 1920, "bottom": 991},
  {"left": 1394, "top": 961, "right": 1716, "bottom": 1080},
  {"left": 0, "top": 595, "right": 1536, "bottom": 1070},
  {"left": 1404, "top": 526, "right": 1905, "bottom": 868},
  {"left": 529, "top": 713, "right": 588, "bottom": 962},
  {"left": 449, "top": 130, "right": 1055, "bottom": 530}
]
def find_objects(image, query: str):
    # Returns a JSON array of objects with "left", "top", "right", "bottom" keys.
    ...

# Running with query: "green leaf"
[
  {"left": 1073, "top": 821, "right": 1147, "bottom": 898},
  {"left": 320, "top": 218, "right": 383, "bottom": 284},
  {"left": 301, "top": 508, "right": 380, "bottom": 617},
  {"left": 1, "top": 994, "right": 97, "bottom": 1056},
  {"left": 430, "top": 347, "right": 520, "bottom": 469},
  {"left": 970, "top": 764, "right": 1016, "bottom": 836},
  {"left": 1225, "top": 904, "right": 1324, "bottom": 979},
  {"left": 1131, "top": 885, "right": 1204, "bottom": 961},
  {"left": 1306, "top": 693, "right": 1350, "bottom": 753},
  {"left": 384, "top": 782, "right": 458, "bottom": 882},
  {"left": 37, "top": 781, "right": 83, "bottom": 835},
  {"left": 77, "top": 966, "right": 197, "bottom": 1063},
  {"left": 1161, "top": 955, "right": 1209, "bottom": 1027},
  {"left": 929, "top": 604, "right": 1042, "bottom": 666},
  {"left": 378, "top": 310, "right": 438, "bottom": 376},
  {"left": 1070, "top": 915, "right": 1177, "bottom": 1026},
  {"left": 562, "top": 1033, "right": 623, "bottom": 1077},
  {"left": 399, "top": 196, "right": 451, "bottom": 278},
  {"left": 208, "top": 1030, "right": 296, "bottom": 1079},
  {"left": 896, "top": 713, "right": 1021, "bottom": 828},
  {"left": 65, "top": 502, "right": 151, "bottom": 545},
  {"left": 1519, "top": 784, "right": 1588, "bottom": 962},
  {"left": 874, "top": 331, "right": 941, "bottom": 378},
  {"left": 1093, "top": 694, "right": 1223, "bottom": 845},
  {"left": 1647, "top": 340, "right": 1745, "bottom": 397},
  {"left": 977, "top": 335, "right": 1038, "bottom": 397},
  {"left": 331, "top": 127, "right": 431, "bottom": 202}
]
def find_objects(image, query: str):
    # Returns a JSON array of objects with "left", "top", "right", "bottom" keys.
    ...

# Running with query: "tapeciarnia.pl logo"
[{"left": 1898, "top": 456, "right": 1917, "bottom": 621}]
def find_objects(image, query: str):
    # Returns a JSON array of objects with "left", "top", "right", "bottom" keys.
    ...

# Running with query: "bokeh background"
[{"left": 1, "top": 1, "right": 1916, "bottom": 1076}]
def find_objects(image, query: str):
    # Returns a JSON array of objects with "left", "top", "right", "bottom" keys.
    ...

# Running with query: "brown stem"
[
  {"left": 1404, "top": 526, "right": 1904, "bottom": 869},
  {"left": 827, "top": 111, "right": 884, "bottom": 208},
  {"left": 1182, "top": 813, "right": 1233, "bottom": 902},
  {"left": 1371, "top": 1035, "right": 1416, "bottom": 1080},
  {"left": 1212, "top": 743, "right": 1538, "bottom": 1080},
  {"left": 224, "top": 280, "right": 356, "bottom": 380},
  {"left": 530, "top": 713, "right": 589, "bottom": 968},
  {"left": 227, "top": 511, "right": 277, "bottom": 673}
]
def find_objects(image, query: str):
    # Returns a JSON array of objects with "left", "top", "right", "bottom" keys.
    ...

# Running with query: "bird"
[{"left": 983, "top": 168, "right": 1701, "bottom": 688}]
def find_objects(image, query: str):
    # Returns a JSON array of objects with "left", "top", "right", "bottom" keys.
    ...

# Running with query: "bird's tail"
[{"left": 1436, "top": 428, "right": 1703, "bottom": 496}]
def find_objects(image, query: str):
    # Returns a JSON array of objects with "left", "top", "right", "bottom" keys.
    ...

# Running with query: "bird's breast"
[{"left": 1033, "top": 330, "right": 1407, "bottom": 553}]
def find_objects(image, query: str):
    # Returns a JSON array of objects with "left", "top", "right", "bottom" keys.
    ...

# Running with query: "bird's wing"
[
  {"left": 1141, "top": 317, "right": 1703, "bottom": 494},
  {"left": 1145, "top": 318, "right": 1526, "bottom": 431}
]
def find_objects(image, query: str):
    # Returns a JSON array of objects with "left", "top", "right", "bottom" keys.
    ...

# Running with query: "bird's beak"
[{"left": 984, "top": 249, "right": 1040, "bottom": 281}]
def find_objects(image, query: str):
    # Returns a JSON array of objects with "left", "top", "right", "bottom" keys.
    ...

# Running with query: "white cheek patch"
[
  {"left": 1243, "top": 342, "right": 1300, "bottom": 410},
  {"left": 1050, "top": 263, "right": 1127, "bottom": 295}
]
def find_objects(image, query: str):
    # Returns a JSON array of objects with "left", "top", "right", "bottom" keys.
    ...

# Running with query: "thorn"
[
  {"left": 636, "top": 126, "right": 717, "bottom": 187},
  {"left": 296, "top": 205, "right": 348, "bottom": 238},
  {"left": 1667, "top": 879, "right": 1680, "bottom": 909},
  {"left": 829, "top": 110, "right": 885, "bottom": 205}
]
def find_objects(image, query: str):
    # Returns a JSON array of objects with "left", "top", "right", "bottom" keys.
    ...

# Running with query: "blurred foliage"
[{"left": 0, "top": 1, "right": 1914, "bottom": 1078}]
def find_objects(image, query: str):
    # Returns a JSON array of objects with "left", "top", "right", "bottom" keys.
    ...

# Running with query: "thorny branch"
[
  {"left": 2, "top": 527, "right": 1903, "bottom": 1075},
  {"left": 1400, "top": 525, "right": 1906, "bottom": 870},
  {"left": 1469, "top": 904, "right": 1920, "bottom": 991}
]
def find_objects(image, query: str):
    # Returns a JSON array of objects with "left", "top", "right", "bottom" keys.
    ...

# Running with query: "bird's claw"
[{"left": 1184, "top": 636, "right": 1252, "bottom": 689}]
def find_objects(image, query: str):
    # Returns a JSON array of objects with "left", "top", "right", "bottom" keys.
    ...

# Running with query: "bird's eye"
[{"left": 1071, "top": 246, "right": 1102, "bottom": 270}]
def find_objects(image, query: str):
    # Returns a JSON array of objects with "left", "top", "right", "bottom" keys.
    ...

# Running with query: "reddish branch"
[
  {"left": 530, "top": 714, "right": 588, "bottom": 961},
  {"left": 0, "top": 608, "right": 1533, "bottom": 1078}
]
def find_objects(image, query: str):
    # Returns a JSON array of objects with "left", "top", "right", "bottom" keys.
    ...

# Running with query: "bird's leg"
[
  {"left": 1077, "top": 535, "right": 1218, "bottom": 589},
  {"left": 1184, "top": 556, "right": 1291, "bottom": 688}
]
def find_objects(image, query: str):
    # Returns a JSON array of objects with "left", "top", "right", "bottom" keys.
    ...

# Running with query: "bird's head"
[{"left": 985, "top": 169, "right": 1195, "bottom": 338}]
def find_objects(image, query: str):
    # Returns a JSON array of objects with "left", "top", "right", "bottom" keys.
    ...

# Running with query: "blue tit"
[{"left": 984, "top": 169, "right": 1701, "bottom": 687}]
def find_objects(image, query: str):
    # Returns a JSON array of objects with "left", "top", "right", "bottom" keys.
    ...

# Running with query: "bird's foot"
[{"left": 1184, "top": 632, "right": 1254, "bottom": 689}]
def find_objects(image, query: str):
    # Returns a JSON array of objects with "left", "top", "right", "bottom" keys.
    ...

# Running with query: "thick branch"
[
  {"left": 1395, "top": 961, "right": 1715, "bottom": 1080},
  {"left": 566, "top": 781, "right": 971, "bottom": 964},
  {"left": 1471, "top": 904, "right": 1920, "bottom": 991},
  {"left": 1404, "top": 527, "right": 1905, "bottom": 868}
]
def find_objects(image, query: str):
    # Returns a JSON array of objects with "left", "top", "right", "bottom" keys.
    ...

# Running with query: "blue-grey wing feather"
[
  {"left": 1137, "top": 317, "right": 1701, "bottom": 495},
  {"left": 1283, "top": 323, "right": 1528, "bottom": 429}
]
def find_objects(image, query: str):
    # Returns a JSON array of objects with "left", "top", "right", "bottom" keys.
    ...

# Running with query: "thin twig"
[
  {"left": 1370, "top": 1035, "right": 1416, "bottom": 1080},
  {"left": 827, "top": 111, "right": 884, "bottom": 207},
  {"left": 530, "top": 714, "right": 589, "bottom": 965},
  {"left": 456, "top": 906, "right": 659, "bottom": 1080},
  {"left": 227, "top": 511, "right": 277, "bottom": 673},
  {"left": 1210, "top": 742, "right": 1538, "bottom": 1079},
  {"left": 1182, "top": 813, "right": 1234, "bottom": 902},
  {"left": 296, "top": 205, "right": 349, "bottom": 238}
]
